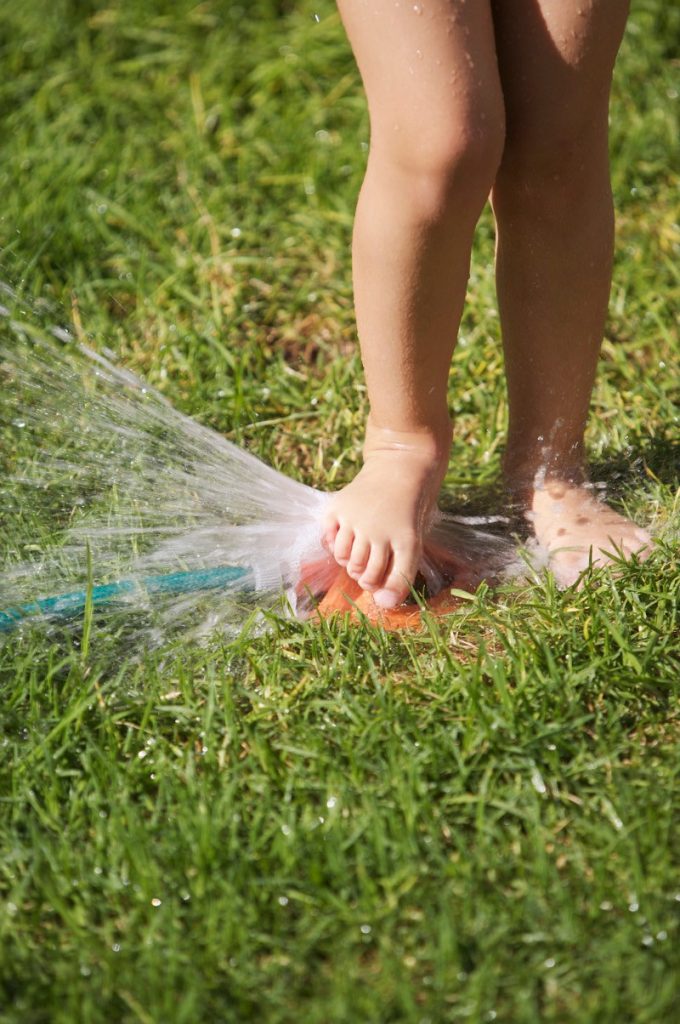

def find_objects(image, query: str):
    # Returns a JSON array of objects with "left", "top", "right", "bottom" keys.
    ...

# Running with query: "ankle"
[
  {"left": 502, "top": 442, "right": 587, "bottom": 507},
  {"left": 365, "top": 415, "right": 453, "bottom": 462}
]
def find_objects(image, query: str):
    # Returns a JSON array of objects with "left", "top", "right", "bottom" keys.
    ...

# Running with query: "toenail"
[{"left": 373, "top": 589, "right": 401, "bottom": 609}]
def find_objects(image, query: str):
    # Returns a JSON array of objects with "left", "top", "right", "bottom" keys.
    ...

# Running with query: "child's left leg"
[{"left": 490, "top": 0, "right": 651, "bottom": 585}]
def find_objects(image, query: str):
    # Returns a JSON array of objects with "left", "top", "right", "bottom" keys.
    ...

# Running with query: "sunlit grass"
[{"left": 0, "top": 1, "right": 678, "bottom": 1021}]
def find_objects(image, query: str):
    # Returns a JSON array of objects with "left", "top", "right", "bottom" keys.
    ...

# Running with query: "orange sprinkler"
[{"left": 297, "top": 533, "right": 491, "bottom": 631}]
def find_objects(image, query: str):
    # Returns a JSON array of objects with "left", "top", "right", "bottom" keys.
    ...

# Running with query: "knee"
[
  {"left": 420, "top": 120, "right": 506, "bottom": 208},
  {"left": 494, "top": 114, "right": 611, "bottom": 215},
  {"left": 374, "top": 107, "right": 506, "bottom": 222}
]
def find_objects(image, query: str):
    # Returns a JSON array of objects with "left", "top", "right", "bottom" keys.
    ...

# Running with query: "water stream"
[{"left": 1, "top": 287, "right": 518, "bottom": 649}]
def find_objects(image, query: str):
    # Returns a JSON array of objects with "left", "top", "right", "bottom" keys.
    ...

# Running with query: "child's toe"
[
  {"left": 333, "top": 524, "right": 354, "bottom": 567},
  {"left": 322, "top": 521, "right": 339, "bottom": 552},
  {"left": 358, "top": 542, "right": 390, "bottom": 592},
  {"left": 372, "top": 542, "right": 419, "bottom": 609},
  {"left": 347, "top": 536, "right": 371, "bottom": 580}
]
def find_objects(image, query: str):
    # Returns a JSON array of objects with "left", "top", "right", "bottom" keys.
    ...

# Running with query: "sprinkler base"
[
  {"left": 298, "top": 542, "right": 485, "bottom": 631},
  {"left": 315, "top": 568, "right": 465, "bottom": 630}
]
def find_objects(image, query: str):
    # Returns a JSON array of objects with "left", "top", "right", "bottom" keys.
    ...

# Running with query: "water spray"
[{"left": 1, "top": 299, "right": 515, "bottom": 645}]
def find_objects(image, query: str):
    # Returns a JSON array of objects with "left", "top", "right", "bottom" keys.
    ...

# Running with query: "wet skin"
[{"left": 329, "top": 0, "right": 642, "bottom": 605}]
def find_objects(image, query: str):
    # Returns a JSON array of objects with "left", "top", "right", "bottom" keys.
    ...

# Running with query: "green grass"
[{"left": 1, "top": 1, "right": 679, "bottom": 1021}]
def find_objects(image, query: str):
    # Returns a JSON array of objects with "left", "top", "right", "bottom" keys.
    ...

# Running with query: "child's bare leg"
[
  {"left": 328, "top": 0, "right": 504, "bottom": 607},
  {"left": 491, "top": 0, "right": 650, "bottom": 585}
]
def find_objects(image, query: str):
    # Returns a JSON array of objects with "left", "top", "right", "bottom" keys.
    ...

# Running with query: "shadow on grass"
[
  {"left": 439, "top": 432, "right": 677, "bottom": 526},
  {"left": 589, "top": 433, "right": 680, "bottom": 495}
]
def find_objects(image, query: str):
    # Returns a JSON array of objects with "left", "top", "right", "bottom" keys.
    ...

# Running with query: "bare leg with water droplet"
[
  {"left": 491, "top": 0, "right": 651, "bottom": 584},
  {"left": 327, "top": 0, "right": 504, "bottom": 607}
]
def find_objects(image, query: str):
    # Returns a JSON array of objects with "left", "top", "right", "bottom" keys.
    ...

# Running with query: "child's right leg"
[{"left": 326, "top": 0, "right": 504, "bottom": 608}]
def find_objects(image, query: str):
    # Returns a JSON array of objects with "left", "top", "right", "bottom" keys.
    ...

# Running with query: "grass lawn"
[{"left": 1, "top": 1, "right": 678, "bottom": 1021}]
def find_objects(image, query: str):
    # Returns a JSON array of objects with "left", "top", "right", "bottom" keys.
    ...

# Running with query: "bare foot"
[
  {"left": 529, "top": 480, "right": 652, "bottom": 587},
  {"left": 322, "top": 420, "right": 451, "bottom": 608}
]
